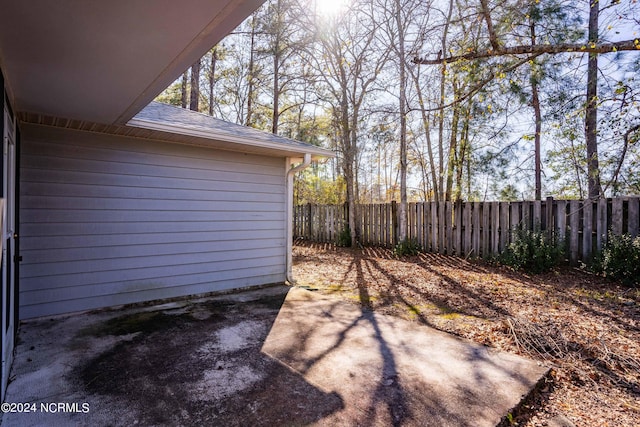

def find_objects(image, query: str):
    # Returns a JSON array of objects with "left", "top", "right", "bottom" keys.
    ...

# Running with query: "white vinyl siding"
[{"left": 19, "top": 125, "right": 287, "bottom": 319}]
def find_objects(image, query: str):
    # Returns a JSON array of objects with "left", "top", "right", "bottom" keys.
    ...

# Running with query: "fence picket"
[
  {"left": 463, "top": 202, "right": 472, "bottom": 256},
  {"left": 582, "top": 200, "right": 593, "bottom": 261},
  {"left": 612, "top": 198, "right": 623, "bottom": 236},
  {"left": 500, "top": 202, "right": 509, "bottom": 252},
  {"left": 417, "top": 202, "right": 424, "bottom": 248},
  {"left": 481, "top": 202, "right": 490, "bottom": 257},
  {"left": 556, "top": 200, "right": 567, "bottom": 242},
  {"left": 492, "top": 202, "right": 500, "bottom": 254},
  {"left": 472, "top": 202, "right": 481, "bottom": 257},
  {"left": 629, "top": 198, "right": 639, "bottom": 238},
  {"left": 569, "top": 201, "right": 580, "bottom": 265},
  {"left": 454, "top": 202, "right": 463, "bottom": 256},
  {"left": 432, "top": 202, "right": 439, "bottom": 253},
  {"left": 533, "top": 201, "right": 542, "bottom": 227},
  {"left": 596, "top": 198, "right": 607, "bottom": 250},
  {"left": 445, "top": 202, "right": 453, "bottom": 255},
  {"left": 438, "top": 202, "right": 446, "bottom": 254}
]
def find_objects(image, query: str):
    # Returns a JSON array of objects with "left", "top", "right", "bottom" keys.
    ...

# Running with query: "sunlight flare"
[{"left": 314, "top": 0, "right": 349, "bottom": 18}]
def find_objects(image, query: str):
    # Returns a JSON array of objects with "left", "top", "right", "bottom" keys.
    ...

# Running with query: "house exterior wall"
[{"left": 19, "top": 124, "right": 287, "bottom": 319}]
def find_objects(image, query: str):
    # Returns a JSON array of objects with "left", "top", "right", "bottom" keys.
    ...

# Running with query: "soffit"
[{"left": 0, "top": 0, "right": 263, "bottom": 124}]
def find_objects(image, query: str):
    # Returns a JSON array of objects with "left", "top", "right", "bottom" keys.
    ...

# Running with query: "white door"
[{"left": 1, "top": 99, "right": 16, "bottom": 400}]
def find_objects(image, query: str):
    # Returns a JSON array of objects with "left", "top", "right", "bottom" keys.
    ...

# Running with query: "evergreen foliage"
[
  {"left": 593, "top": 233, "right": 640, "bottom": 287},
  {"left": 499, "top": 226, "right": 564, "bottom": 273},
  {"left": 336, "top": 227, "right": 352, "bottom": 247},
  {"left": 393, "top": 238, "right": 421, "bottom": 257}
]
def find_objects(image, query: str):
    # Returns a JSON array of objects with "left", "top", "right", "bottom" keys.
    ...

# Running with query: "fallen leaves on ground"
[{"left": 292, "top": 240, "right": 640, "bottom": 427}]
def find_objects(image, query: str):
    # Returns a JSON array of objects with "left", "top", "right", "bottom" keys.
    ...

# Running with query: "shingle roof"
[{"left": 129, "top": 102, "right": 332, "bottom": 158}]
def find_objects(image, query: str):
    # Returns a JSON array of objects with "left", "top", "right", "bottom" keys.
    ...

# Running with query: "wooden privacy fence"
[{"left": 293, "top": 197, "right": 640, "bottom": 264}]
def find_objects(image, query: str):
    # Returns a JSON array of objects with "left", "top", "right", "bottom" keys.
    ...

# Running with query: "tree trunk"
[
  {"left": 395, "top": 0, "right": 408, "bottom": 242},
  {"left": 436, "top": 0, "right": 455, "bottom": 202},
  {"left": 272, "top": 42, "right": 280, "bottom": 134},
  {"left": 209, "top": 47, "right": 218, "bottom": 116},
  {"left": 246, "top": 13, "right": 258, "bottom": 126},
  {"left": 585, "top": 0, "right": 601, "bottom": 199},
  {"left": 271, "top": 0, "right": 282, "bottom": 135},
  {"left": 454, "top": 108, "right": 470, "bottom": 202},
  {"left": 412, "top": 69, "right": 438, "bottom": 200},
  {"left": 341, "top": 106, "right": 358, "bottom": 247},
  {"left": 189, "top": 59, "right": 201, "bottom": 111},
  {"left": 445, "top": 78, "right": 460, "bottom": 201},
  {"left": 181, "top": 71, "right": 188, "bottom": 108},
  {"left": 530, "top": 16, "right": 542, "bottom": 200}
]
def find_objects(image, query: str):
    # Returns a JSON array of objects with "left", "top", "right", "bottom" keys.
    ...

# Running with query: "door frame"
[{"left": 1, "top": 75, "right": 18, "bottom": 401}]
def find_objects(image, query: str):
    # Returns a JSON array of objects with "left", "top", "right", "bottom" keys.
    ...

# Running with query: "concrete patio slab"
[{"left": 2, "top": 285, "right": 548, "bottom": 426}]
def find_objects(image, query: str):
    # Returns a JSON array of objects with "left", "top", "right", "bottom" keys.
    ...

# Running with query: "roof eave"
[{"left": 127, "top": 117, "right": 334, "bottom": 160}]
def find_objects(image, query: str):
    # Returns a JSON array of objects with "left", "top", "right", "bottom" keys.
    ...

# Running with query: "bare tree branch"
[
  {"left": 414, "top": 39, "right": 640, "bottom": 64},
  {"left": 409, "top": 52, "right": 544, "bottom": 112},
  {"left": 605, "top": 124, "right": 640, "bottom": 194}
]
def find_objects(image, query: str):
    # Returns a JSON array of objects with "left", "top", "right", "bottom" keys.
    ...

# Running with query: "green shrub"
[
  {"left": 336, "top": 227, "right": 352, "bottom": 247},
  {"left": 394, "top": 238, "right": 421, "bottom": 257},
  {"left": 499, "top": 226, "right": 564, "bottom": 273},
  {"left": 593, "top": 233, "right": 640, "bottom": 287}
]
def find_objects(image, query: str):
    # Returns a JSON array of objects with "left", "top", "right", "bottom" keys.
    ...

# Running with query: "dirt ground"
[{"left": 292, "top": 240, "right": 640, "bottom": 427}]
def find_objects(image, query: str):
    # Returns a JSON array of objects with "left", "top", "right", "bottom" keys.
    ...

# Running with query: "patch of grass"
[
  {"left": 438, "top": 312, "right": 461, "bottom": 320},
  {"left": 574, "top": 288, "right": 620, "bottom": 302},
  {"left": 404, "top": 304, "right": 422, "bottom": 320},
  {"left": 325, "top": 283, "right": 344, "bottom": 293},
  {"left": 390, "top": 303, "right": 426, "bottom": 321},
  {"left": 346, "top": 294, "right": 378, "bottom": 303}
]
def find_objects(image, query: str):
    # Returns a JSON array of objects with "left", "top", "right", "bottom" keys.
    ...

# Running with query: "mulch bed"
[{"left": 292, "top": 240, "right": 640, "bottom": 427}]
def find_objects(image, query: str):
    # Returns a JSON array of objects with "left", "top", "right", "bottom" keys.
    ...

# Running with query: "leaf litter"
[{"left": 293, "top": 240, "right": 640, "bottom": 427}]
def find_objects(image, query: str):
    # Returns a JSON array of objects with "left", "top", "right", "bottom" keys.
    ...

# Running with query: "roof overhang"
[
  {"left": 0, "top": 0, "right": 264, "bottom": 125},
  {"left": 20, "top": 104, "right": 334, "bottom": 161},
  {"left": 127, "top": 102, "right": 333, "bottom": 160},
  {"left": 128, "top": 118, "right": 332, "bottom": 161}
]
